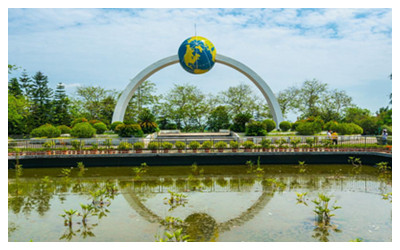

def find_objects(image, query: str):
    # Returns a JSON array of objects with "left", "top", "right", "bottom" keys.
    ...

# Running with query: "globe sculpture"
[{"left": 178, "top": 36, "right": 216, "bottom": 74}]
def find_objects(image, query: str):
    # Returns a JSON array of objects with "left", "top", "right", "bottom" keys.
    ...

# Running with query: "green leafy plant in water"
[
  {"left": 132, "top": 162, "right": 149, "bottom": 179},
  {"left": 296, "top": 192, "right": 308, "bottom": 206},
  {"left": 155, "top": 228, "right": 191, "bottom": 242},
  {"left": 381, "top": 192, "right": 392, "bottom": 203},
  {"left": 60, "top": 209, "right": 77, "bottom": 227},
  {"left": 60, "top": 168, "right": 72, "bottom": 177},
  {"left": 77, "top": 203, "right": 97, "bottom": 224},
  {"left": 297, "top": 161, "right": 307, "bottom": 173},
  {"left": 350, "top": 238, "right": 363, "bottom": 242},
  {"left": 191, "top": 163, "right": 204, "bottom": 176},
  {"left": 376, "top": 162, "right": 390, "bottom": 173},
  {"left": 246, "top": 157, "right": 264, "bottom": 175},
  {"left": 164, "top": 190, "right": 188, "bottom": 211},
  {"left": 262, "top": 178, "right": 286, "bottom": 191},
  {"left": 15, "top": 163, "right": 23, "bottom": 178},
  {"left": 312, "top": 193, "right": 341, "bottom": 226},
  {"left": 348, "top": 157, "right": 362, "bottom": 175}
]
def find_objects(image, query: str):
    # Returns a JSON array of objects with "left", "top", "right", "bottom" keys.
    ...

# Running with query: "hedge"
[{"left": 70, "top": 122, "right": 96, "bottom": 138}]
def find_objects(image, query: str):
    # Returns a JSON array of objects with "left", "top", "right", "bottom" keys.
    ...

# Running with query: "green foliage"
[
  {"left": 230, "top": 113, "right": 252, "bottom": 132},
  {"left": 279, "top": 121, "right": 291, "bottom": 132},
  {"left": 335, "top": 123, "right": 363, "bottom": 135},
  {"left": 132, "top": 163, "right": 149, "bottom": 179},
  {"left": 117, "top": 142, "right": 132, "bottom": 150},
  {"left": 260, "top": 138, "right": 272, "bottom": 148},
  {"left": 214, "top": 141, "right": 227, "bottom": 149},
  {"left": 306, "top": 138, "right": 314, "bottom": 147},
  {"left": 229, "top": 140, "right": 239, "bottom": 149},
  {"left": 174, "top": 141, "right": 186, "bottom": 150},
  {"left": 189, "top": 141, "right": 200, "bottom": 150},
  {"left": 42, "top": 140, "right": 55, "bottom": 150},
  {"left": 275, "top": 138, "right": 287, "bottom": 148},
  {"left": 245, "top": 121, "right": 267, "bottom": 136},
  {"left": 138, "top": 108, "right": 158, "bottom": 134},
  {"left": 163, "top": 190, "right": 188, "bottom": 211},
  {"left": 147, "top": 141, "right": 159, "bottom": 150},
  {"left": 92, "top": 122, "right": 107, "bottom": 134},
  {"left": 110, "top": 121, "right": 123, "bottom": 131},
  {"left": 71, "top": 117, "right": 88, "bottom": 127},
  {"left": 161, "top": 142, "right": 173, "bottom": 150},
  {"left": 263, "top": 119, "right": 276, "bottom": 132},
  {"left": 71, "top": 140, "right": 85, "bottom": 150},
  {"left": 290, "top": 137, "right": 301, "bottom": 148},
  {"left": 296, "top": 192, "right": 308, "bottom": 205},
  {"left": 207, "top": 105, "right": 231, "bottom": 132},
  {"left": 30, "top": 124, "right": 61, "bottom": 138},
  {"left": 242, "top": 140, "right": 254, "bottom": 149},
  {"left": 358, "top": 116, "right": 379, "bottom": 135},
  {"left": 323, "top": 120, "right": 339, "bottom": 131},
  {"left": 295, "top": 122, "right": 322, "bottom": 135},
  {"left": 201, "top": 140, "right": 213, "bottom": 149},
  {"left": 312, "top": 193, "right": 341, "bottom": 225},
  {"left": 60, "top": 209, "right": 77, "bottom": 226},
  {"left": 70, "top": 122, "right": 96, "bottom": 138},
  {"left": 114, "top": 123, "right": 144, "bottom": 137},
  {"left": 133, "top": 142, "right": 144, "bottom": 150},
  {"left": 57, "top": 125, "right": 71, "bottom": 134}
]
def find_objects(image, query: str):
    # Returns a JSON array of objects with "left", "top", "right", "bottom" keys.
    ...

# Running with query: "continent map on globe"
[{"left": 178, "top": 36, "right": 216, "bottom": 74}]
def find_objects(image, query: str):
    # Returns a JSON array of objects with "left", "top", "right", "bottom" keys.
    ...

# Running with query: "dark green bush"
[
  {"left": 92, "top": 122, "right": 107, "bottom": 134},
  {"left": 262, "top": 119, "right": 276, "bottom": 132},
  {"left": 30, "top": 124, "right": 61, "bottom": 138},
  {"left": 230, "top": 113, "right": 252, "bottom": 132},
  {"left": 110, "top": 121, "right": 123, "bottom": 131},
  {"left": 323, "top": 121, "right": 339, "bottom": 131},
  {"left": 71, "top": 117, "right": 88, "bottom": 127},
  {"left": 70, "top": 122, "right": 96, "bottom": 138},
  {"left": 279, "top": 121, "right": 291, "bottom": 132},
  {"left": 336, "top": 123, "right": 363, "bottom": 135},
  {"left": 57, "top": 125, "right": 71, "bottom": 134},
  {"left": 245, "top": 121, "right": 267, "bottom": 136},
  {"left": 295, "top": 122, "right": 322, "bottom": 135},
  {"left": 115, "top": 123, "right": 144, "bottom": 137}
]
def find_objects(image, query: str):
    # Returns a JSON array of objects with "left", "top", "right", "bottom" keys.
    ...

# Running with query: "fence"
[{"left": 8, "top": 135, "right": 391, "bottom": 154}]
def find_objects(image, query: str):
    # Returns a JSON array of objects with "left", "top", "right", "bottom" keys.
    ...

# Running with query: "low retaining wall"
[{"left": 8, "top": 152, "right": 391, "bottom": 169}]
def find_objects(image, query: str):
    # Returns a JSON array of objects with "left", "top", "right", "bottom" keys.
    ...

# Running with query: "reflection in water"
[{"left": 8, "top": 164, "right": 392, "bottom": 242}]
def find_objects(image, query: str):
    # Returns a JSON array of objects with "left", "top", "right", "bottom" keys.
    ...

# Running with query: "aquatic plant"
[
  {"left": 296, "top": 192, "right": 308, "bottom": 206},
  {"left": 60, "top": 209, "right": 77, "bottom": 227},
  {"left": 78, "top": 203, "right": 96, "bottom": 224},
  {"left": 377, "top": 162, "right": 390, "bottom": 173},
  {"left": 312, "top": 193, "right": 341, "bottom": 225},
  {"left": 297, "top": 161, "right": 307, "bottom": 173},
  {"left": 191, "top": 163, "right": 204, "bottom": 176},
  {"left": 348, "top": 157, "right": 362, "bottom": 174},
  {"left": 381, "top": 192, "right": 392, "bottom": 203},
  {"left": 155, "top": 228, "right": 190, "bottom": 242},
  {"left": 164, "top": 190, "right": 188, "bottom": 211},
  {"left": 60, "top": 168, "right": 72, "bottom": 177},
  {"left": 132, "top": 162, "right": 149, "bottom": 179},
  {"left": 350, "top": 238, "right": 363, "bottom": 242}
]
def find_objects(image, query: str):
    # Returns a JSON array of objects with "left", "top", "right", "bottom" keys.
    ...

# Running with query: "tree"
[
  {"left": 8, "top": 93, "right": 29, "bottom": 135},
  {"left": 137, "top": 108, "right": 158, "bottom": 134},
  {"left": 19, "top": 70, "right": 32, "bottom": 96},
  {"left": 277, "top": 86, "right": 299, "bottom": 118},
  {"left": 218, "top": 83, "right": 262, "bottom": 118},
  {"left": 293, "top": 79, "right": 328, "bottom": 118},
  {"left": 52, "top": 83, "right": 72, "bottom": 126},
  {"left": 124, "top": 81, "right": 162, "bottom": 122},
  {"left": 28, "top": 71, "right": 53, "bottom": 129},
  {"left": 8, "top": 77, "right": 23, "bottom": 97},
  {"left": 207, "top": 106, "right": 231, "bottom": 132},
  {"left": 319, "top": 89, "right": 353, "bottom": 122},
  {"left": 343, "top": 107, "right": 371, "bottom": 124},
  {"left": 230, "top": 113, "right": 252, "bottom": 132},
  {"left": 162, "top": 83, "right": 210, "bottom": 131}
]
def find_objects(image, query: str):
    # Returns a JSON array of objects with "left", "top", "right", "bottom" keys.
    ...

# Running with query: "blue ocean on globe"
[{"left": 178, "top": 36, "right": 216, "bottom": 74}]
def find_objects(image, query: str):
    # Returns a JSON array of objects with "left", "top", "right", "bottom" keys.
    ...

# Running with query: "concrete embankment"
[{"left": 8, "top": 152, "right": 391, "bottom": 168}]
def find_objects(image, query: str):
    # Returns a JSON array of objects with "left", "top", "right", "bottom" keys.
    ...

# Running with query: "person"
[
  {"left": 327, "top": 130, "right": 332, "bottom": 139},
  {"left": 331, "top": 131, "right": 338, "bottom": 145},
  {"left": 382, "top": 129, "right": 388, "bottom": 145}
]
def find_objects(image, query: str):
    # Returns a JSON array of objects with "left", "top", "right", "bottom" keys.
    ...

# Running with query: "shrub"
[
  {"left": 263, "top": 119, "right": 276, "bottom": 132},
  {"left": 336, "top": 123, "right": 363, "bottom": 135},
  {"left": 115, "top": 123, "right": 144, "bottom": 137},
  {"left": 147, "top": 141, "right": 159, "bottom": 150},
  {"left": 71, "top": 140, "right": 85, "bottom": 150},
  {"left": 93, "top": 122, "right": 107, "bottom": 134},
  {"left": 118, "top": 142, "right": 132, "bottom": 150},
  {"left": 71, "top": 117, "right": 88, "bottom": 127},
  {"left": 138, "top": 109, "right": 158, "bottom": 134},
  {"left": 215, "top": 141, "right": 227, "bottom": 149},
  {"left": 133, "top": 142, "right": 144, "bottom": 150},
  {"left": 230, "top": 113, "right": 252, "bottom": 132},
  {"left": 260, "top": 138, "right": 272, "bottom": 148},
  {"left": 89, "top": 119, "right": 101, "bottom": 125},
  {"left": 30, "top": 124, "right": 61, "bottom": 138},
  {"left": 295, "top": 122, "right": 322, "bottom": 135},
  {"left": 381, "top": 125, "right": 392, "bottom": 135},
  {"left": 291, "top": 120, "right": 303, "bottom": 131},
  {"left": 110, "top": 121, "right": 123, "bottom": 131},
  {"left": 279, "top": 121, "right": 291, "bottom": 132},
  {"left": 70, "top": 122, "right": 96, "bottom": 138},
  {"left": 189, "top": 141, "right": 200, "bottom": 150},
  {"left": 174, "top": 141, "right": 186, "bottom": 150},
  {"left": 161, "top": 142, "right": 173, "bottom": 150},
  {"left": 42, "top": 140, "right": 55, "bottom": 150},
  {"left": 242, "top": 140, "right": 254, "bottom": 149},
  {"left": 201, "top": 140, "right": 213, "bottom": 149},
  {"left": 324, "top": 121, "right": 339, "bottom": 131},
  {"left": 57, "top": 125, "right": 71, "bottom": 134},
  {"left": 245, "top": 121, "right": 267, "bottom": 136},
  {"left": 358, "top": 117, "right": 379, "bottom": 135},
  {"left": 229, "top": 140, "right": 239, "bottom": 149}
]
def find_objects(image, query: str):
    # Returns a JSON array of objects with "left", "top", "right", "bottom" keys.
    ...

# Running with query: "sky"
[{"left": 7, "top": 7, "right": 392, "bottom": 121}]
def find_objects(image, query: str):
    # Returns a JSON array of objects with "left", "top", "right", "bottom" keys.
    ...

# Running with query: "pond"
[{"left": 8, "top": 162, "right": 392, "bottom": 242}]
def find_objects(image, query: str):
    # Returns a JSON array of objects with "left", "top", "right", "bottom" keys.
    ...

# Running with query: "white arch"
[{"left": 112, "top": 54, "right": 284, "bottom": 128}]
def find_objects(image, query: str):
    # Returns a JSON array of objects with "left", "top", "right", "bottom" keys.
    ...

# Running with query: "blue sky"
[{"left": 8, "top": 8, "right": 392, "bottom": 121}]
